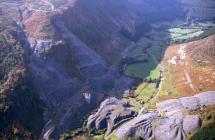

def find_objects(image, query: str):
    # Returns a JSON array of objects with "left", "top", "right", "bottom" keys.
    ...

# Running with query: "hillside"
[
  {"left": 61, "top": 33, "right": 215, "bottom": 140},
  {"left": 0, "top": 0, "right": 215, "bottom": 139},
  {"left": 143, "top": 35, "right": 215, "bottom": 107},
  {"left": 0, "top": 14, "right": 44, "bottom": 140}
]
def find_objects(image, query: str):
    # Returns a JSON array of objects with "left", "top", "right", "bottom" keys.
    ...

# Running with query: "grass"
[
  {"left": 189, "top": 106, "right": 215, "bottom": 140},
  {"left": 169, "top": 28, "right": 200, "bottom": 34},
  {"left": 198, "top": 26, "right": 215, "bottom": 39},
  {"left": 168, "top": 27, "right": 204, "bottom": 42},
  {"left": 175, "top": 31, "right": 204, "bottom": 40},
  {"left": 123, "top": 47, "right": 161, "bottom": 79},
  {"left": 93, "top": 134, "right": 105, "bottom": 140},
  {"left": 61, "top": 20, "right": 215, "bottom": 140},
  {"left": 122, "top": 32, "right": 163, "bottom": 110},
  {"left": 124, "top": 61, "right": 156, "bottom": 78},
  {"left": 123, "top": 82, "right": 157, "bottom": 111},
  {"left": 146, "top": 66, "right": 160, "bottom": 81},
  {"left": 123, "top": 36, "right": 163, "bottom": 79},
  {"left": 127, "top": 37, "right": 152, "bottom": 57},
  {"left": 144, "top": 61, "right": 178, "bottom": 109},
  {"left": 123, "top": 97, "right": 143, "bottom": 111},
  {"left": 134, "top": 83, "right": 157, "bottom": 102},
  {"left": 168, "top": 21, "right": 215, "bottom": 43},
  {"left": 108, "top": 135, "right": 119, "bottom": 140},
  {"left": 147, "top": 44, "right": 163, "bottom": 60},
  {"left": 190, "top": 128, "right": 215, "bottom": 140}
]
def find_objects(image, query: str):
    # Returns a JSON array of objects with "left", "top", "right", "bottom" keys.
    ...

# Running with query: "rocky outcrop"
[
  {"left": 88, "top": 91, "right": 215, "bottom": 140},
  {"left": 154, "top": 113, "right": 186, "bottom": 140},
  {"left": 117, "top": 112, "right": 159, "bottom": 139},
  {"left": 117, "top": 111, "right": 201, "bottom": 140},
  {"left": 2, "top": 0, "right": 215, "bottom": 139},
  {"left": 157, "top": 91, "right": 215, "bottom": 112},
  {"left": 28, "top": 38, "right": 53, "bottom": 56},
  {"left": 182, "top": 115, "right": 202, "bottom": 134},
  {"left": 154, "top": 113, "right": 201, "bottom": 140},
  {"left": 87, "top": 98, "right": 137, "bottom": 135}
]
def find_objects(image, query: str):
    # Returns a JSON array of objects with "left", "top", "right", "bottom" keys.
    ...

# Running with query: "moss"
[
  {"left": 93, "top": 134, "right": 104, "bottom": 140},
  {"left": 190, "top": 127, "right": 215, "bottom": 140}
]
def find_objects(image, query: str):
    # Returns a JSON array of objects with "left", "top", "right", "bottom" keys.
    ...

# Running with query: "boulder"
[
  {"left": 155, "top": 120, "right": 187, "bottom": 140},
  {"left": 87, "top": 98, "right": 137, "bottom": 135},
  {"left": 195, "top": 91, "right": 215, "bottom": 106},
  {"left": 157, "top": 91, "right": 215, "bottom": 112},
  {"left": 116, "top": 111, "right": 201, "bottom": 140},
  {"left": 155, "top": 112, "right": 186, "bottom": 140},
  {"left": 156, "top": 99, "right": 184, "bottom": 112},
  {"left": 182, "top": 115, "right": 202, "bottom": 135},
  {"left": 180, "top": 96, "right": 200, "bottom": 110},
  {"left": 87, "top": 91, "right": 215, "bottom": 139},
  {"left": 117, "top": 112, "right": 159, "bottom": 139}
]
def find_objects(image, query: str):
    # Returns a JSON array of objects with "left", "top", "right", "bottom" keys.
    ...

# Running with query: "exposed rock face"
[
  {"left": 88, "top": 91, "right": 215, "bottom": 140},
  {"left": 182, "top": 115, "right": 201, "bottom": 134},
  {"left": 157, "top": 99, "right": 184, "bottom": 112},
  {"left": 195, "top": 91, "right": 215, "bottom": 106},
  {"left": 28, "top": 38, "right": 53, "bottom": 56},
  {"left": 154, "top": 113, "right": 202, "bottom": 140},
  {"left": 157, "top": 91, "right": 215, "bottom": 112},
  {"left": 154, "top": 112, "right": 187, "bottom": 140},
  {"left": 117, "top": 112, "right": 201, "bottom": 140},
  {"left": 117, "top": 112, "right": 159, "bottom": 139},
  {"left": 28, "top": 17, "right": 136, "bottom": 137},
  {"left": 2, "top": 0, "right": 215, "bottom": 139},
  {"left": 87, "top": 98, "right": 137, "bottom": 135},
  {"left": 180, "top": 96, "right": 200, "bottom": 110}
]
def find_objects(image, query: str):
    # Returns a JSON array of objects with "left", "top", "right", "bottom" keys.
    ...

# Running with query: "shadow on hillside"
[
  {"left": 119, "top": 22, "right": 174, "bottom": 82},
  {"left": 16, "top": 0, "right": 188, "bottom": 138},
  {"left": 49, "top": 0, "right": 185, "bottom": 137}
]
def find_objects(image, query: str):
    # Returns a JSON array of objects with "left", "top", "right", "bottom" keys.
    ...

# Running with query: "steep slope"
[
  {"left": 1, "top": 0, "right": 215, "bottom": 139},
  {"left": 59, "top": 0, "right": 183, "bottom": 63},
  {"left": 66, "top": 91, "right": 215, "bottom": 140},
  {"left": 151, "top": 34, "right": 215, "bottom": 105},
  {"left": 0, "top": 2, "right": 45, "bottom": 138},
  {"left": 180, "top": 0, "right": 215, "bottom": 21},
  {"left": 60, "top": 33, "right": 215, "bottom": 140},
  {"left": 21, "top": 0, "right": 185, "bottom": 138}
]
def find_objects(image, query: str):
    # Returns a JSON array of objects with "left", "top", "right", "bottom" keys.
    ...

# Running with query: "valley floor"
[{"left": 61, "top": 20, "right": 215, "bottom": 140}]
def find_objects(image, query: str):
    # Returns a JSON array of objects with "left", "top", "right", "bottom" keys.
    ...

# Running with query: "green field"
[
  {"left": 169, "top": 28, "right": 200, "bottom": 34},
  {"left": 123, "top": 35, "right": 163, "bottom": 79},
  {"left": 123, "top": 20, "right": 215, "bottom": 111},
  {"left": 134, "top": 83, "right": 157, "bottom": 101},
  {"left": 127, "top": 37, "right": 152, "bottom": 57},
  {"left": 167, "top": 21, "right": 215, "bottom": 42},
  {"left": 124, "top": 82, "right": 158, "bottom": 110},
  {"left": 124, "top": 61, "right": 156, "bottom": 79},
  {"left": 190, "top": 128, "right": 215, "bottom": 140},
  {"left": 168, "top": 27, "right": 204, "bottom": 42},
  {"left": 146, "top": 66, "right": 160, "bottom": 81}
]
